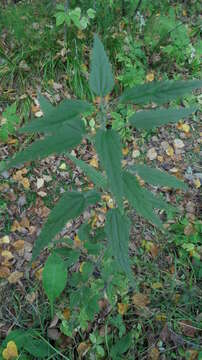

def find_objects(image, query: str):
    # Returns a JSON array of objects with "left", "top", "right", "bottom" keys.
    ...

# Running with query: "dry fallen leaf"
[
  {"left": 147, "top": 147, "right": 157, "bottom": 160},
  {"left": 63, "top": 308, "right": 71, "bottom": 320},
  {"left": 180, "top": 320, "right": 196, "bottom": 338},
  {"left": 2, "top": 341, "right": 18, "bottom": 360},
  {"left": 59, "top": 163, "right": 67, "bottom": 170},
  {"left": 8, "top": 271, "right": 23, "bottom": 284},
  {"left": 166, "top": 145, "right": 174, "bottom": 157},
  {"left": 0, "top": 235, "right": 10, "bottom": 244},
  {"left": 79, "top": 262, "right": 85, "bottom": 273},
  {"left": 178, "top": 123, "right": 190, "bottom": 133},
  {"left": 151, "top": 282, "right": 163, "bottom": 289},
  {"left": 122, "top": 147, "right": 129, "bottom": 156},
  {"left": 74, "top": 235, "right": 82, "bottom": 248},
  {"left": 0, "top": 266, "right": 11, "bottom": 278},
  {"left": 149, "top": 347, "right": 159, "bottom": 360},
  {"left": 13, "top": 240, "right": 25, "bottom": 250},
  {"left": 11, "top": 220, "right": 22, "bottom": 232},
  {"left": 173, "top": 139, "right": 184, "bottom": 149},
  {"left": 132, "top": 293, "right": 150, "bottom": 308},
  {"left": 185, "top": 350, "right": 198, "bottom": 360},
  {"left": 89, "top": 157, "right": 99, "bottom": 168},
  {"left": 146, "top": 72, "right": 155, "bottom": 82},
  {"left": 117, "top": 303, "right": 129, "bottom": 315},
  {"left": 35, "top": 267, "right": 43, "bottom": 281},
  {"left": 36, "top": 178, "right": 44, "bottom": 189},
  {"left": 132, "top": 149, "right": 140, "bottom": 158},
  {"left": 193, "top": 178, "right": 200, "bottom": 189},
  {"left": 1, "top": 250, "right": 14, "bottom": 261},
  {"left": 20, "top": 177, "right": 30, "bottom": 190},
  {"left": 77, "top": 342, "right": 91, "bottom": 358}
]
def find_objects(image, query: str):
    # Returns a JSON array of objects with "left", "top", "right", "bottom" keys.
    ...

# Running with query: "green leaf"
[
  {"left": 67, "top": 153, "right": 108, "bottom": 190},
  {"left": 32, "top": 191, "right": 85, "bottom": 260},
  {"left": 24, "top": 338, "right": 54, "bottom": 358},
  {"left": 129, "top": 164, "right": 188, "bottom": 190},
  {"left": 110, "top": 333, "right": 132, "bottom": 359},
  {"left": 7, "top": 121, "right": 85, "bottom": 169},
  {"left": 1, "top": 330, "right": 30, "bottom": 350},
  {"left": 87, "top": 8, "right": 96, "bottom": 19},
  {"left": 89, "top": 34, "right": 114, "bottom": 97},
  {"left": 55, "top": 11, "right": 66, "bottom": 26},
  {"left": 95, "top": 129, "right": 123, "bottom": 209},
  {"left": 105, "top": 209, "right": 133, "bottom": 280},
  {"left": 20, "top": 97, "right": 92, "bottom": 133},
  {"left": 84, "top": 190, "right": 101, "bottom": 206},
  {"left": 120, "top": 80, "right": 202, "bottom": 104},
  {"left": 43, "top": 253, "right": 67, "bottom": 315},
  {"left": 123, "top": 171, "right": 163, "bottom": 228},
  {"left": 129, "top": 107, "right": 196, "bottom": 130}
]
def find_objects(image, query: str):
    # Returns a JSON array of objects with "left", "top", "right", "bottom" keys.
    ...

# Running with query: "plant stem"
[{"left": 64, "top": 0, "right": 69, "bottom": 46}]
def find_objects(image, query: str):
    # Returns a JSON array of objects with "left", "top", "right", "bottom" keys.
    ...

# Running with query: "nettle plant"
[
  {"left": 55, "top": 4, "right": 96, "bottom": 30},
  {"left": 4, "top": 35, "right": 201, "bottom": 309}
]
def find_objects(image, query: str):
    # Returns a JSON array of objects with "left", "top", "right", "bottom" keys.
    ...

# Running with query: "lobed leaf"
[
  {"left": 105, "top": 208, "right": 133, "bottom": 280},
  {"left": 95, "top": 129, "right": 123, "bottom": 209},
  {"left": 89, "top": 34, "right": 114, "bottom": 97},
  {"left": 129, "top": 164, "right": 188, "bottom": 190},
  {"left": 120, "top": 80, "right": 202, "bottom": 104},
  {"left": 129, "top": 107, "right": 196, "bottom": 130}
]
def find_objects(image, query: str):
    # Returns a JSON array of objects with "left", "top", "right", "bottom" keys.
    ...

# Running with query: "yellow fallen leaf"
[
  {"left": 146, "top": 72, "right": 155, "bottom": 82},
  {"left": 182, "top": 9, "right": 187, "bottom": 16},
  {"left": 7, "top": 138, "right": 18, "bottom": 145},
  {"left": 122, "top": 147, "right": 129, "bottom": 156},
  {"left": 79, "top": 262, "right": 85, "bottom": 273},
  {"left": 193, "top": 178, "right": 200, "bottom": 188},
  {"left": 166, "top": 145, "right": 174, "bottom": 157},
  {"left": 20, "top": 177, "right": 30, "bottom": 190},
  {"left": 74, "top": 235, "right": 82, "bottom": 248},
  {"left": 89, "top": 157, "right": 98, "bottom": 168},
  {"left": 117, "top": 302, "right": 129, "bottom": 315},
  {"left": 157, "top": 155, "right": 164, "bottom": 163},
  {"left": 11, "top": 220, "right": 22, "bottom": 232},
  {"left": 2, "top": 341, "right": 18, "bottom": 360},
  {"left": 132, "top": 293, "right": 150, "bottom": 308},
  {"left": 8, "top": 271, "right": 23, "bottom": 284},
  {"left": 0, "top": 266, "right": 11, "bottom": 278},
  {"left": 91, "top": 214, "right": 98, "bottom": 229},
  {"left": 155, "top": 313, "right": 167, "bottom": 321},
  {"left": 1, "top": 251, "right": 14, "bottom": 261},
  {"left": 0, "top": 235, "right": 10, "bottom": 244},
  {"left": 63, "top": 308, "right": 71, "bottom": 320},
  {"left": 35, "top": 268, "right": 43, "bottom": 281},
  {"left": 181, "top": 124, "right": 190, "bottom": 133},
  {"left": 151, "top": 282, "right": 163, "bottom": 289},
  {"left": 59, "top": 163, "right": 67, "bottom": 170}
]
